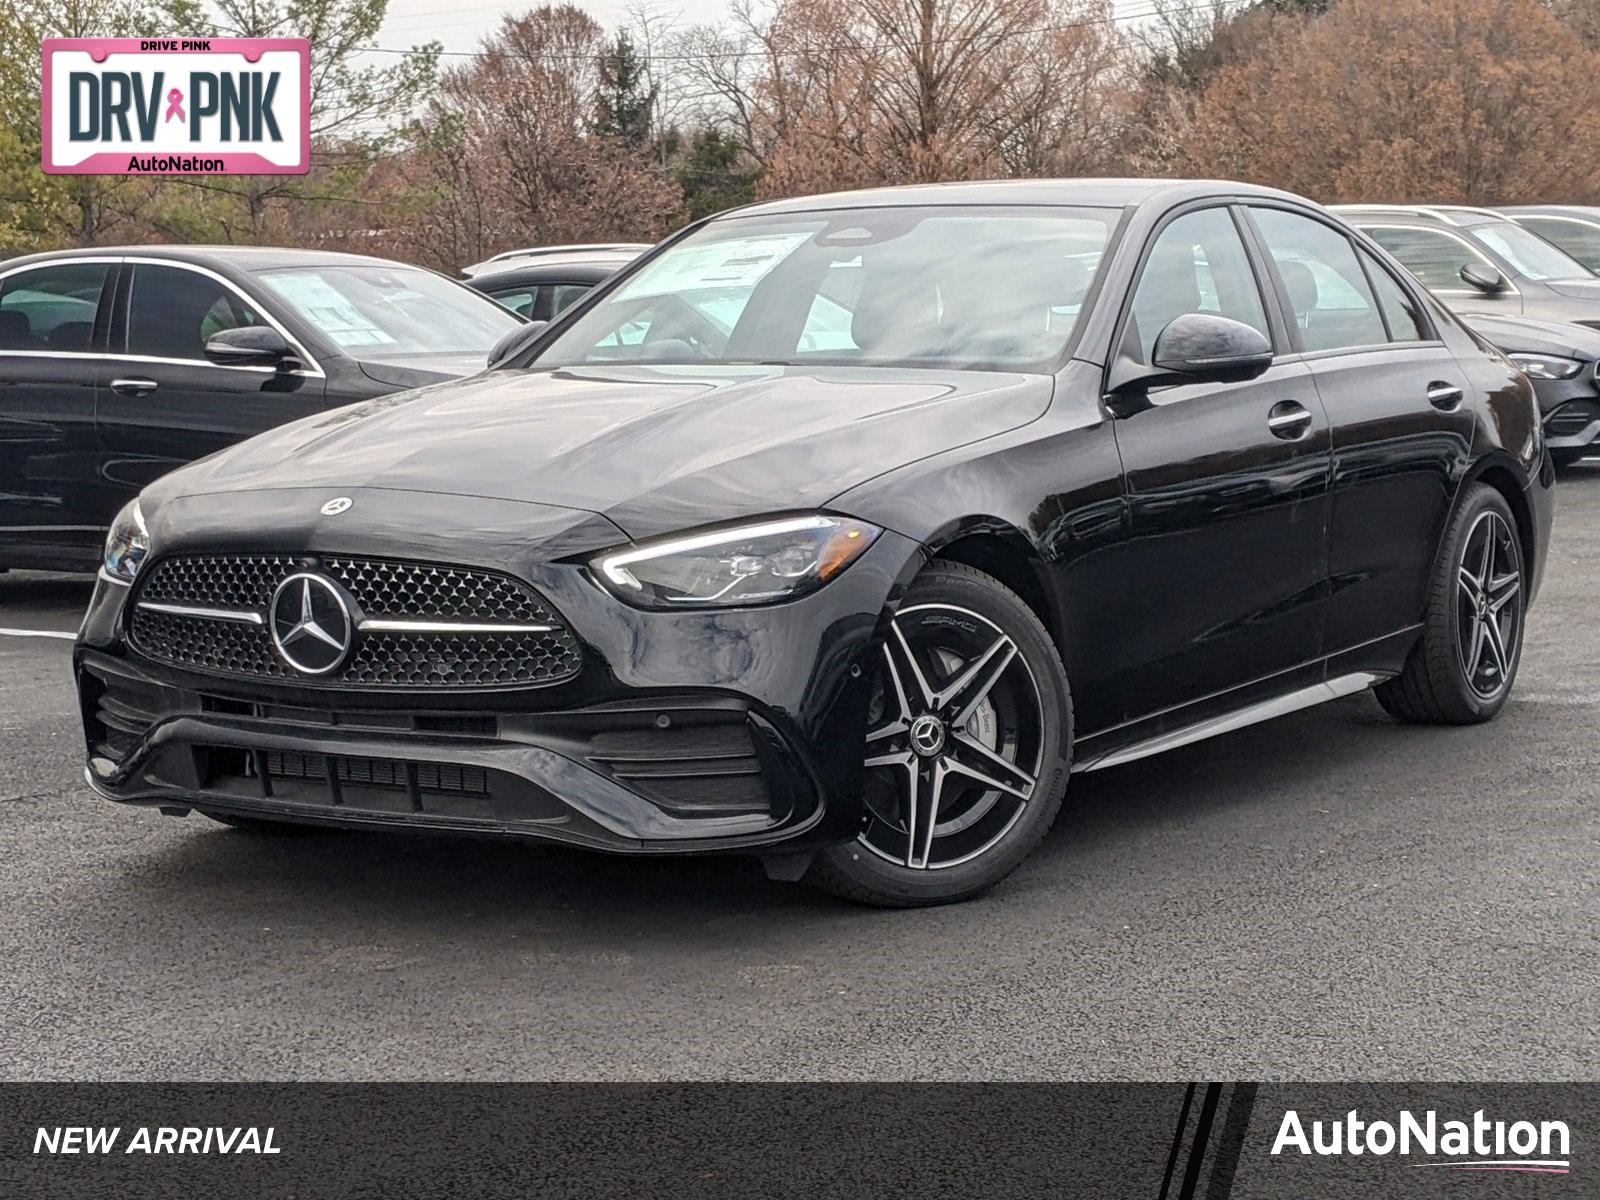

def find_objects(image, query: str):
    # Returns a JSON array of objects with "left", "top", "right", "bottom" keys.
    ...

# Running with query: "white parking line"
[{"left": 0, "top": 627, "right": 76, "bottom": 641}]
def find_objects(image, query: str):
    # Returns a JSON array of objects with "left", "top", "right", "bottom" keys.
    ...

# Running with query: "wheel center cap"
[{"left": 909, "top": 714, "right": 947, "bottom": 758}]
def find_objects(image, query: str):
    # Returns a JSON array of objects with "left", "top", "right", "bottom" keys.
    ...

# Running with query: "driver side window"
[{"left": 1128, "top": 207, "right": 1270, "bottom": 364}]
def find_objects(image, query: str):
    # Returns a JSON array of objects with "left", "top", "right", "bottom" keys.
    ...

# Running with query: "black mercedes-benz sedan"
[
  {"left": 75, "top": 180, "right": 1554, "bottom": 907},
  {"left": 0, "top": 246, "right": 522, "bottom": 571}
]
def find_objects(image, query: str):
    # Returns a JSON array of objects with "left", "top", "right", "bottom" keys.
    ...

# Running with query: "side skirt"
[{"left": 1072, "top": 671, "right": 1383, "bottom": 773}]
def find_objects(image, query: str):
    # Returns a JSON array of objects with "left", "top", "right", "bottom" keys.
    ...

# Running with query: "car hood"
[
  {"left": 150, "top": 364, "right": 1054, "bottom": 539},
  {"left": 1541, "top": 278, "right": 1600, "bottom": 302},
  {"left": 356, "top": 352, "right": 489, "bottom": 388},
  {"left": 1461, "top": 312, "right": 1600, "bottom": 360}
]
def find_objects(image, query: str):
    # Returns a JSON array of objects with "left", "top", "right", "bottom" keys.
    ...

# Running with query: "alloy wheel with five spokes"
[
  {"left": 858, "top": 603, "right": 1046, "bottom": 872},
  {"left": 1456, "top": 509, "right": 1522, "bottom": 703}
]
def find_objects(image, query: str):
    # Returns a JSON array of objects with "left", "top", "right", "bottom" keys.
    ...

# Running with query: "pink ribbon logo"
[{"left": 164, "top": 88, "right": 185, "bottom": 123}]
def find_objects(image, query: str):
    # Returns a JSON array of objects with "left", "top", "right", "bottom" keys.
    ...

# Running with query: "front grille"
[{"left": 129, "top": 554, "right": 582, "bottom": 690}]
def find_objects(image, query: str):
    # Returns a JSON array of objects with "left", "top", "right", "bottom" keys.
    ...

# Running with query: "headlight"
[
  {"left": 102, "top": 498, "right": 150, "bottom": 584},
  {"left": 593, "top": 514, "right": 881, "bottom": 609},
  {"left": 1508, "top": 353, "right": 1585, "bottom": 381}
]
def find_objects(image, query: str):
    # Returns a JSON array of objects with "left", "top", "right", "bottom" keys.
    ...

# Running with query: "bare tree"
[{"left": 1175, "top": 0, "right": 1600, "bottom": 204}]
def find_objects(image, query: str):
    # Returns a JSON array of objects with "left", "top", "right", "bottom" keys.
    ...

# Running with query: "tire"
[
  {"left": 805, "top": 561, "right": 1072, "bottom": 907},
  {"left": 1375, "top": 483, "right": 1526, "bottom": 725}
]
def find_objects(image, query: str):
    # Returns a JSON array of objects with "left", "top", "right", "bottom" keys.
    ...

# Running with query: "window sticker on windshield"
[
  {"left": 262, "top": 273, "right": 398, "bottom": 347},
  {"left": 618, "top": 233, "right": 812, "bottom": 300}
]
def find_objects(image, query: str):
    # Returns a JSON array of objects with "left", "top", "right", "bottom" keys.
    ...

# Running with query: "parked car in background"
[
  {"left": 77, "top": 180, "right": 1551, "bottom": 906},
  {"left": 1500, "top": 206, "right": 1600, "bottom": 274},
  {"left": 1333, "top": 207, "right": 1600, "bottom": 468},
  {"left": 0, "top": 247, "right": 522, "bottom": 571},
  {"left": 461, "top": 243, "right": 650, "bottom": 277},
  {"left": 465, "top": 244, "right": 646, "bottom": 320},
  {"left": 1333, "top": 205, "right": 1600, "bottom": 324},
  {"left": 1463, "top": 312, "right": 1600, "bottom": 466}
]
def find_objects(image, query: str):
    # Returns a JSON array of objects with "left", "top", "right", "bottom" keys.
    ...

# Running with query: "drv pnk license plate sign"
[{"left": 42, "top": 38, "right": 310, "bottom": 175}]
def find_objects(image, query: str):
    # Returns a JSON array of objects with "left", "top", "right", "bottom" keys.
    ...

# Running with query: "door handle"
[
  {"left": 1427, "top": 381, "right": 1464, "bottom": 411},
  {"left": 1267, "top": 400, "right": 1313, "bottom": 439},
  {"left": 110, "top": 377, "right": 158, "bottom": 397}
]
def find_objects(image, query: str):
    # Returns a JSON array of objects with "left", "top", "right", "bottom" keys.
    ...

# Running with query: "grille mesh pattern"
[{"left": 129, "top": 554, "right": 581, "bottom": 689}]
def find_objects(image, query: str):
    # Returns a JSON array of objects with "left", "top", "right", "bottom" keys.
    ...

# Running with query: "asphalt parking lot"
[{"left": 3, "top": 476, "right": 1597, "bottom": 1083}]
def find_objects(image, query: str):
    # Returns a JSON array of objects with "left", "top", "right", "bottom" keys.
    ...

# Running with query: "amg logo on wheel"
[{"left": 41, "top": 38, "right": 309, "bottom": 175}]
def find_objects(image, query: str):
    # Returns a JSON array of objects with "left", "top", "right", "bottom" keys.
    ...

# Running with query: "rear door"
[
  {"left": 1247, "top": 205, "right": 1476, "bottom": 659},
  {"left": 0, "top": 258, "right": 118, "bottom": 566},
  {"left": 1105, "top": 204, "right": 1333, "bottom": 722},
  {"left": 95, "top": 260, "right": 327, "bottom": 500}
]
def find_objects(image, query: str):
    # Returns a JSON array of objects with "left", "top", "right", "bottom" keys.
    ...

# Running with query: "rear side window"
[
  {"left": 1127, "top": 207, "right": 1270, "bottom": 364},
  {"left": 0, "top": 262, "right": 109, "bottom": 350},
  {"left": 485, "top": 282, "right": 593, "bottom": 321},
  {"left": 1361, "top": 226, "right": 1493, "bottom": 293},
  {"left": 127, "top": 264, "right": 263, "bottom": 360},
  {"left": 1250, "top": 208, "right": 1388, "bottom": 352},
  {"left": 1358, "top": 248, "right": 1429, "bottom": 341}
]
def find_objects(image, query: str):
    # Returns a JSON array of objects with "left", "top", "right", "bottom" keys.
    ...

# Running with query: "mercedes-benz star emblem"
[
  {"left": 909, "top": 713, "right": 947, "bottom": 758},
  {"left": 269, "top": 573, "right": 354, "bottom": 676},
  {"left": 320, "top": 496, "right": 353, "bottom": 516}
]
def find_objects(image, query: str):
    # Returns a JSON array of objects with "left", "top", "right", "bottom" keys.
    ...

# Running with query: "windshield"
[
  {"left": 255, "top": 265, "right": 522, "bottom": 358},
  {"left": 534, "top": 206, "right": 1118, "bottom": 372},
  {"left": 1472, "top": 221, "right": 1594, "bottom": 281}
]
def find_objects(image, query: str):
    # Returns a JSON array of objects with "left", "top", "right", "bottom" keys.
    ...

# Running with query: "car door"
[
  {"left": 0, "top": 258, "right": 120, "bottom": 567},
  {"left": 1105, "top": 204, "right": 1333, "bottom": 722},
  {"left": 95, "top": 260, "right": 327, "bottom": 501},
  {"left": 1247, "top": 205, "right": 1476, "bottom": 660}
]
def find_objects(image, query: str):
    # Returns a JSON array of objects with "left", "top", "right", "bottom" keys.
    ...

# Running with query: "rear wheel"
[
  {"left": 805, "top": 562, "right": 1071, "bottom": 907},
  {"left": 1376, "top": 483, "right": 1525, "bottom": 725}
]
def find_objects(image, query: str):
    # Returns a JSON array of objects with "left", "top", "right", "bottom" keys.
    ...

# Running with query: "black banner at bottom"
[{"left": 0, "top": 1083, "right": 1590, "bottom": 1198}]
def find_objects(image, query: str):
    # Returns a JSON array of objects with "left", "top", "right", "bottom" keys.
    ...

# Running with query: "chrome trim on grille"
[
  {"left": 135, "top": 600, "right": 264, "bottom": 625},
  {"left": 357, "top": 618, "right": 556, "bottom": 634}
]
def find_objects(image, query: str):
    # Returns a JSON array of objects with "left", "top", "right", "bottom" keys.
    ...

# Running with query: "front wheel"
[
  {"left": 1376, "top": 483, "right": 1525, "bottom": 724},
  {"left": 805, "top": 562, "right": 1071, "bottom": 907}
]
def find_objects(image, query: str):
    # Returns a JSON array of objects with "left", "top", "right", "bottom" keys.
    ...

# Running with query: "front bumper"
[
  {"left": 76, "top": 528, "right": 922, "bottom": 855},
  {"left": 1532, "top": 374, "right": 1600, "bottom": 454}
]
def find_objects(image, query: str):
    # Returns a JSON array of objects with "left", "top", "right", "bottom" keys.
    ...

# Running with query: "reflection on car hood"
[
  {"left": 1461, "top": 312, "right": 1600, "bottom": 360},
  {"left": 357, "top": 352, "right": 489, "bottom": 388},
  {"left": 1541, "top": 278, "right": 1600, "bottom": 302},
  {"left": 150, "top": 365, "right": 1054, "bottom": 539}
]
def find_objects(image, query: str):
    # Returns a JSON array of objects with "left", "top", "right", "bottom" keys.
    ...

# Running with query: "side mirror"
[
  {"left": 205, "top": 325, "right": 298, "bottom": 369},
  {"left": 487, "top": 320, "right": 548, "bottom": 369},
  {"left": 1460, "top": 262, "right": 1509, "bottom": 295},
  {"left": 1107, "top": 313, "right": 1274, "bottom": 399}
]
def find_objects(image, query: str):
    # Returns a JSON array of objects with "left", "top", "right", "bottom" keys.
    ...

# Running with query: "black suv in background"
[
  {"left": 1335, "top": 205, "right": 1600, "bottom": 466},
  {"left": 0, "top": 247, "right": 522, "bottom": 571}
]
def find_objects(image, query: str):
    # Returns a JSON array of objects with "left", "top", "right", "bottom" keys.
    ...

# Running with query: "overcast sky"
[{"left": 371, "top": 0, "right": 1153, "bottom": 57}]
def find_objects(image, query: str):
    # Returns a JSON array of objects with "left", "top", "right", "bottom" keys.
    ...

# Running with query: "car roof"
[
  {"left": 467, "top": 259, "right": 633, "bottom": 288},
  {"left": 1500, "top": 205, "right": 1600, "bottom": 220},
  {"left": 0, "top": 244, "right": 427, "bottom": 274},
  {"left": 1330, "top": 204, "right": 1509, "bottom": 229},
  {"left": 461, "top": 245, "right": 649, "bottom": 276},
  {"left": 726, "top": 177, "right": 1316, "bottom": 217}
]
